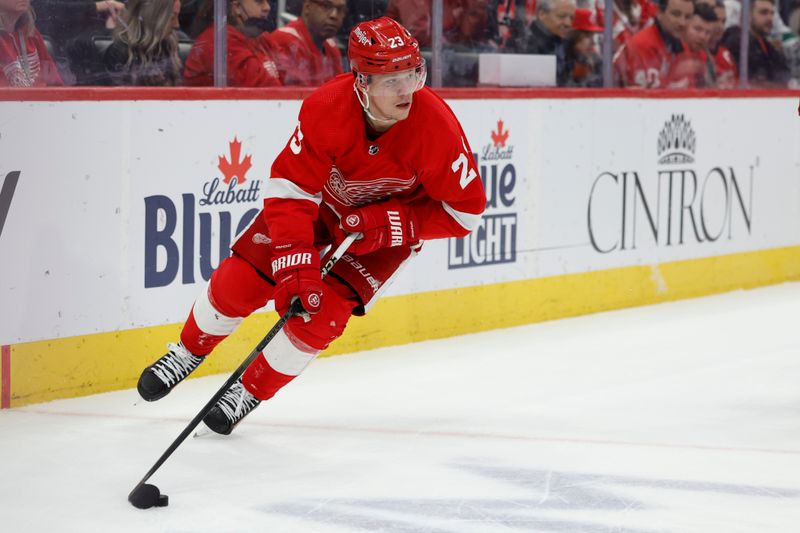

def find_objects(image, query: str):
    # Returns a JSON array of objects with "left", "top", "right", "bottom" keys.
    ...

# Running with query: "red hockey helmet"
[{"left": 348, "top": 17, "right": 424, "bottom": 75}]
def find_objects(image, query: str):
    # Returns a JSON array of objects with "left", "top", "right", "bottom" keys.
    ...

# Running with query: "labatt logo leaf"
[
  {"left": 491, "top": 120, "right": 509, "bottom": 148},
  {"left": 218, "top": 137, "right": 252, "bottom": 185}
]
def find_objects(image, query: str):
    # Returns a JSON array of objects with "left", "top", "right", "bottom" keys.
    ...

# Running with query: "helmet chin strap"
[{"left": 353, "top": 80, "right": 395, "bottom": 126}]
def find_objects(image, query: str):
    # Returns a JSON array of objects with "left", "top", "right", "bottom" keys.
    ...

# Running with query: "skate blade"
[{"left": 193, "top": 425, "right": 213, "bottom": 438}]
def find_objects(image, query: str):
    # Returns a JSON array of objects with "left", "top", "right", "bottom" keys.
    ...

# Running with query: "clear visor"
[{"left": 365, "top": 60, "right": 427, "bottom": 97}]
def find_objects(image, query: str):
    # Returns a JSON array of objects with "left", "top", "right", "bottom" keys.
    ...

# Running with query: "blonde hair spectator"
[{"left": 104, "top": 0, "right": 182, "bottom": 85}]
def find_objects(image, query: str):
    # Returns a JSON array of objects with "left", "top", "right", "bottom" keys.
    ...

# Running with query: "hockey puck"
[{"left": 128, "top": 483, "right": 169, "bottom": 509}]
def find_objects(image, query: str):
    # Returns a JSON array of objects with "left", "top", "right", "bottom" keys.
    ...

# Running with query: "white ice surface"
[{"left": 1, "top": 284, "right": 800, "bottom": 532}]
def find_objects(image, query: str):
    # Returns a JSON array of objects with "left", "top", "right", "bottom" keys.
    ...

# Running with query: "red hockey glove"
[
  {"left": 270, "top": 242, "right": 323, "bottom": 316},
  {"left": 340, "top": 199, "right": 418, "bottom": 256}
]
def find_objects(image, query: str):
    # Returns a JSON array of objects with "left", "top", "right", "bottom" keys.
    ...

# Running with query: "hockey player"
[{"left": 136, "top": 16, "right": 486, "bottom": 435}]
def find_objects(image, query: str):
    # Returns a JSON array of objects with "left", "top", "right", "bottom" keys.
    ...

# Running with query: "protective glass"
[{"left": 366, "top": 60, "right": 427, "bottom": 97}]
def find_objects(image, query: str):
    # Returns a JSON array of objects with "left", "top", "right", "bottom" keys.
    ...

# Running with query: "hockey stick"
[{"left": 128, "top": 233, "right": 358, "bottom": 509}]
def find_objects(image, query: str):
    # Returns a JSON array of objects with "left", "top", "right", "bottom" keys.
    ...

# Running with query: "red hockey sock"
[
  {"left": 242, "top": 353, "right": 297, "bottom": 401},
  {"left": 179, "top": 308, "right": 226, "bottom": 356}
]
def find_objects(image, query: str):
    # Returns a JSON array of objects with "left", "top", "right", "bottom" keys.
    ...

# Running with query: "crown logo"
[{"left": 657, "top": 114, "right": 696, "bottom": 165}]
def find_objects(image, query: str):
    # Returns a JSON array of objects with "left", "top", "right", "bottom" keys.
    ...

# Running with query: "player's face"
[
  {"left": 365, "top": 66, "right": 425, "bottom": 128},
  {"left": 658, "top": 0, "right": 694, "bottom": 40},
  {"left": 750, "top": 0, "right": 774, "bottom": 36},
  {"left": 686, "top": 15, "right": 712, "bottom": 51}
]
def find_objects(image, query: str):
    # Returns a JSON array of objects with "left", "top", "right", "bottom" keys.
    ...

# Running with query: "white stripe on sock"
[
  {"left": 191, "top": 282, "right": 244, "bottom": 336},
  {"left": 264, "top": 329, "right": 319, "bottom": 376}
]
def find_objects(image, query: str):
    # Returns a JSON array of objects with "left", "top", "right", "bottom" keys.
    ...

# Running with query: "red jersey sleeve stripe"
[
  {"left": 264, "top": 178, "right": 322, "bottom": 205},
  {"left": 442, "top": 202, "right": 484, "bottom": 232}
]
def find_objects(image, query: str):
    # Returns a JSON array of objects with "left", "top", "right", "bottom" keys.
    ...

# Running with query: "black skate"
[
  {"left": 202, "top": 378, "right": 261, "bottom": 435},
  {"left": 137, "top": 342, "right": 205, "bottom": 401}
]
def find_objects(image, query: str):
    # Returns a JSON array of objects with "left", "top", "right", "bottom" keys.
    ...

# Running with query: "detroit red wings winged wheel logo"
[
  {"left": 218, "top": 137, "right": 252, "bottom": 185},
  {"left": 345, "top": 214, "right": 361, "bottom": 227},
  {"left": 325, "top": 166, "right": 417, "bottom": 207}
]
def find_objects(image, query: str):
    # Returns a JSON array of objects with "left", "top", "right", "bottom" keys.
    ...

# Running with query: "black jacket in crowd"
[
  {"left": 721, "top": 26, "right": 790, "bottom": 87},
  {"left": 514, "top": 20, "right": 569, "bottom": 87}
]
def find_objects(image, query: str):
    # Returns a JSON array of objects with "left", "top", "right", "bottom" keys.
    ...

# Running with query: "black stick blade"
[{"left": 128, "top": 483, "right": 169, "bottom": 509}]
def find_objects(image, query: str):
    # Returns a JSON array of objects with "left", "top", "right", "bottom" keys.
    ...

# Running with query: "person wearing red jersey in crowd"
[
  {"left": 493, "top": 0, "right": 535, "bottom": 47},
  {"left": 597, "top": 0, "right": 659, "bottom": 51},
  {"left": 613, "top": 0, "right": 694, "bottom": 88},
  {"left": 266, "top": 0, "right": 346, "bottom": 85},
  {"left": 445, "top": 0, "right": 493, "bottom": 49},
  {"left": 136, "top": 17, "right": 486, "bottom": 435},
  {"left": 0, "top": 0, "right": 62, "bottom": 86},
  {"left": 384, "top": 0, "right": 460, "bottom": 48},
  {"left": 680, "top": 1, "right": 715, "bottom": 87},
  {"left": 703, "top": 0, "right": 736, "bottom": 88},
  {"left": 183, "top": 0, "right": 281, "bottom": 86}
]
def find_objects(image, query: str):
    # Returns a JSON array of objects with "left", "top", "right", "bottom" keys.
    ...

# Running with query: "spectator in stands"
[
  {"left": 438, "top": 0, "right": 496, "bottom": 86},
  {"left": 681, "top": 1, "right": 715, "bottom": 86},
  {"left": 723, "top": 0, "right": 739, "bottom": 29},
  {"left": 722, "top": 0, "right": 790, "bottom": 86},
  {"left": 602, "top": 0, "right": 659, "bottom": 50},
  {"left": 566, "top": 7, "right": 603, "bottom": 86},
  {"left": 384, "top": 0, "right": 460, "bottom": 48},
  {"left": 0, "top": 0, "right": 63, "bottom": 85},
  {"left": 33, "top": 0, "right": 124, "bottom": 81},
  {"left": 445, "top": 0, "right": 493, "bottom": 49},
  {"left": 337, "top": 0, "right": 389, "bottom": 45},
  {"left": 61, "top": 1, "right": 124, "bottom": 85},
  {"left": 703, "top": 0, "right": 737, "bottom": 87},
  {"left": 179, "top": 0, "right": 209, "bottom": 36},
  {"left": 103, "top": 0, "right": 183, "bottom": 85},
  {"left": 493, "top": 0, "right": 536, "bottom": 49},
  {"left": 267, "top": 0, "right": 346, "bottom": 85},
  {"left": 613, "top": 0, "right": 694, "bottom": 87},
  {"left": 183, "top": 0, "right": 282, "bottom": 86},
  {"left": 790, "top": 4, "right": 800, "bottom": 35},
  {"left": 512, "top": 0, "right": 576, "bottom": 86},
  {"left": 34, "top": 0, "right": 124, "bottom": 44}
]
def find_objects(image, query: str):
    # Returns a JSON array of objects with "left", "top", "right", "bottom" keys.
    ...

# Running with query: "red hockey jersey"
[
  {"left": 0, "top": 28, "right": 62, "bottom": 87},
  {"left": 711, "top": 45, "right": 737, "bottom": 89},
  {"left": 264, "top": 19, "right": 343, "bottom": 86},
  {"left": 596, "top": 0, "right": 658, "bottom": 51},
  {"left": 613, "top": 22, "right": 693, "bottom": 88},
  {"left": 263, "top": 74, "right": 486, "bottom": 248},
  {"left": 183, "top": 26, "right": 281, "bottom": 87}
]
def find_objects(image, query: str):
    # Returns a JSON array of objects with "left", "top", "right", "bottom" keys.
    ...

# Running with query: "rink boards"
[{"left": 1, "top": 89, "right": 799, "bottom": 407}]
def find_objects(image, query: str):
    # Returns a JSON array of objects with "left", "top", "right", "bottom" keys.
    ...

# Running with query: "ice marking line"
[
  {"left": 1, "top": 345, "right": 10, "bottom": 409},
  {"left": 13, "top": 407, "right": 800, "bottom": 457},
  {"left": 538, "top": 470, "right": 552, "bottom": 505}
]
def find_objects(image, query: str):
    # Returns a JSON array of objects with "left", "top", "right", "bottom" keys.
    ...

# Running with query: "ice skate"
[
  {"left": 202, "top": 378, "right": 261, "bottom": 435},
  {"left": 137, "top": 342, "right": 205, "bottom": 401}
]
